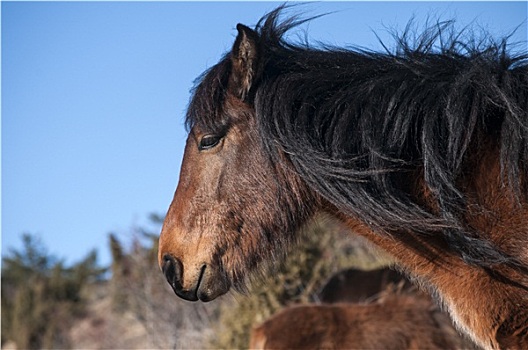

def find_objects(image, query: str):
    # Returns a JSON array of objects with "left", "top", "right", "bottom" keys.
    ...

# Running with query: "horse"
[
  {"left": 249, "top": 295, "right": 471, "bottom": 350},
  {"left": 309, "top": 267, "right": 480, "bottom": 349},
  {"left": 158, "top": 6, "right": 528, "bottom": 349},
  {"left": 317, "top": 267, "right": 416, "bottom": 303}
]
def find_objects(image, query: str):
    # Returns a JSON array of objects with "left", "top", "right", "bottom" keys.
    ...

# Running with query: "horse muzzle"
[{"left": 161, "top": 254, "right": 231, "bottom": 302}]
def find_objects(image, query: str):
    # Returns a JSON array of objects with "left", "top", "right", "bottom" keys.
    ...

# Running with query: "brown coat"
[{"left": 250, "top": 295, "right": 468, "bottom": 350}]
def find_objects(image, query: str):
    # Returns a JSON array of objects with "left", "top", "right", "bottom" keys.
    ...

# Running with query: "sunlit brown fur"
[
  {"left": 249, "top": 295, "right": 467, "bottom": 350},
  {"left": 331, "top": 140, "right": 528, "bottom": 349}
]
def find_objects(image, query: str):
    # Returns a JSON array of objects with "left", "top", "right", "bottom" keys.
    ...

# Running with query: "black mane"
[{"left": 187, "top": 7, "right": 528, "bottom": 267}]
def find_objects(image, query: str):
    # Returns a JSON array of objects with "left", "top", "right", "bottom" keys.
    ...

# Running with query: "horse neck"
[{"left": 332, "top": 197, "right": 527, "bottom": 350}]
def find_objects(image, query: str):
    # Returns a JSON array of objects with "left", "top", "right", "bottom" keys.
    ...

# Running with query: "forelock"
[{"left": 185, "top": 55, "right": 232, "bottom": 133}]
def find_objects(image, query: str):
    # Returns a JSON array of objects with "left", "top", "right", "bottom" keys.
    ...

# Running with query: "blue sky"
[{"left": 3, "top": 1, "right": 527, "bottom": 268}]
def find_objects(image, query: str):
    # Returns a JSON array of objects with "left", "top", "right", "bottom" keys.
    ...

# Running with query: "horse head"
[{"left": 158, "top": 24, "right": 315, "bottom": 301}]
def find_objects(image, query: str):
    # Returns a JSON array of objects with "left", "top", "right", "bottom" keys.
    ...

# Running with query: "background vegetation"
[
  {"left": 2, "top": 215, "right": 391, "bottom": 349},
  {"left": 2, "top": 235, "right": 105, "bottom": 348}
]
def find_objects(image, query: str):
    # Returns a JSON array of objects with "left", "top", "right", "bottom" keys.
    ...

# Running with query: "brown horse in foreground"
[
  {"left": 158, "top": 7, "right": 528, "bottom": 349},
  {"left": 249, "top": 295, "right": 470, "bottom": 350}
]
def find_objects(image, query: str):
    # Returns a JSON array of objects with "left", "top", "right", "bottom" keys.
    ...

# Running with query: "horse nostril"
[{"left": 162, "top": 254, "right": 182, "bottom": 289}]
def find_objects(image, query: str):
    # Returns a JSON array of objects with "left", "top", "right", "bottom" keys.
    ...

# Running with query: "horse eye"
[{"left": 198, "top": 135, "right": 221, "bottom": 151}]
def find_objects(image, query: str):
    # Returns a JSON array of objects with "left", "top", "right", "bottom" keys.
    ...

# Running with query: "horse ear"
[{"left": 230, "top": 23, "right": 260, "bottom": 100}]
